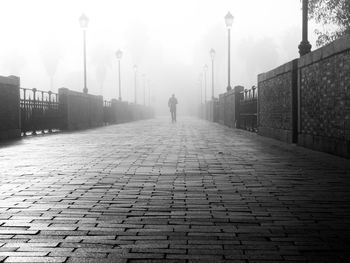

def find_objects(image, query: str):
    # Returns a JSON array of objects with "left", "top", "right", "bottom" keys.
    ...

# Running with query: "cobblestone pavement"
[{"left": 0, "top": 117, "right": 350, "bottom": 263}]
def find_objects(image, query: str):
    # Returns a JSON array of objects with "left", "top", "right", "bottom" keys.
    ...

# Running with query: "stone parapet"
[
  {"left": 257, "top": 34, "right": 350, "bottom": 157},
  {"left": 297, "top": 34, "right": 350, "bottom": 158},
  {"left": 257, "top": 59, "right": 298, "bottom": 143}
]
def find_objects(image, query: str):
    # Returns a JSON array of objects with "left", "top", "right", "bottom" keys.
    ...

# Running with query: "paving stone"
[
  {"left": 4, "top": 257, "right": 67, "bottom": 262},
  {"left": 0, "top": 117, "right": 349, "bottom": 262},
  {"left": 0, "top": 252, "right": 48, "bottom": 256},
  {"left": 128, "top": 260, "right": 185, "bottom": 263},
  {"left": 66, "top": 258, "right": 126, "bottom": 263}
]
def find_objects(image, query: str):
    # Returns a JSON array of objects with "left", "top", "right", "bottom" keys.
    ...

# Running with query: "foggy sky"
[{"left": 0, "top": 0, "right": 320, "bottom": 115}]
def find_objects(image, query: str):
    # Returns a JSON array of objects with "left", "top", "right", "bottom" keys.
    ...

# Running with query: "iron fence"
[
  {"left": 20, "top": 88, "right": 61, "bottom": 135},
  {"left": 238, "top": 86, "right": 258, "bottom": 132}
]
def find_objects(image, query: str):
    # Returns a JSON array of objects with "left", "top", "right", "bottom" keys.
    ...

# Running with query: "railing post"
[
  {"left": 252, "top": 86, "right": 257, "bottom": 131},
  {"left": 252, "top": 86, "right": 256, "bottom": 99},
  {"left": 22, "top": 88, "right": 27, "bottom": 136},
  {"left": 41, "top": 91, "right": 45, "bottom": 134},
  {"left": 244, "top": 89, "right": 248, "bottom": 101},
  {"left": 48, "top": 91, "right": 52, "bottom": 133},
  {"left": 48, "top": 91, "right": 52, "bottom": 108},
  {"left": 32, "top": 88, "right": 37, "bottom": 135}
]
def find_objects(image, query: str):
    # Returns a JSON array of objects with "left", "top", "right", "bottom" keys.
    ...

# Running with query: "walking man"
[{"left": 168, "top": 94, "right": 178, "bottom": 123}]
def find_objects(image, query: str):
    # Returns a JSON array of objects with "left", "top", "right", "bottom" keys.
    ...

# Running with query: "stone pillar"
[
  {"left": 234, "top": 85, "right": 244, "bottom": 128},
  {"left": 59, "top": 87, "right": 103, "bottom": 130},
  {"left": 58, "top": 87, "right": 69, "bottom": 130},
  {"left": 0, "top": 75, "right": 21, "bottom": 140}
]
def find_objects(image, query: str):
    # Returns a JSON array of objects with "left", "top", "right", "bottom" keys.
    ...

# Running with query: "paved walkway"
[{"left": 0, "top": 117, "right": 349, "bottom": 263}]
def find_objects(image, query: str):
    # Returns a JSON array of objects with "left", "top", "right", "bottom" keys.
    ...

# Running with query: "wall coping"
[
  {"left": 58, "top": 87, "right": 103, "bottom": 100},
  {"left": 299, "top": 34, "right": 350, "bottom": 68},
  {"left": 218, "top": 85, "right": 245, "bottom": 98},
  {"left": 234, "top": 85, "right": 244, "bottom": 93},
  {"left": 258, "top": 59, "right": 298, "bottom": 83},
  {"left": 225, "top": 89, "right": 235, "bottom": 96},
  {"left": 0, "top": 75, "right": 20, "bottom": 86}
]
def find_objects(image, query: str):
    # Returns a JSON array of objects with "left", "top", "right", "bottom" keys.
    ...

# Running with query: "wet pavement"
[{"left": 0, "top": 117, "right": 349, "bottom": 263}]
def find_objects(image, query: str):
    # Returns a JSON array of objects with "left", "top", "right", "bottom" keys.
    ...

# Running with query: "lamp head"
[
  {"left": 225, "top": 12, "right": 234, "bottom": 28},
  {"left": 209, "top": 48, "right": 216, "bottom": 59},
  {"left": 79, "top": 13, "right": 89, "bottom": 29},
  {"left": 116, "top": 49, "right": 123, "bottom": 59}
]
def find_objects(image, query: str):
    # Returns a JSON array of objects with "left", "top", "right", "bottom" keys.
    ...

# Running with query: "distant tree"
[
  {"left": 41, "top": 42, "right": 63, "bottom": 91},
  {"left": 91, "top": 45, "right": 112, "bottom": 96},
  {"left": 309, "top": 0, "right": 350, "bottom": 46}
]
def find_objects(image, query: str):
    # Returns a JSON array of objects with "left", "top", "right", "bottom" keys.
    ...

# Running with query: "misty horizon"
[{"left": 0, "top": 0, "right": 319, "bottom": 115}]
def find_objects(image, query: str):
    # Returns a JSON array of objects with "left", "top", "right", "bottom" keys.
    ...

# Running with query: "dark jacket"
[{"left": 168, "top": 97, "right": 178, "bottom": 112}]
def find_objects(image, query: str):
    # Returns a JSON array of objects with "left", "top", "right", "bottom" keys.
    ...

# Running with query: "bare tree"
[{"left": 40, "top": 40, "right": 64, "bottom": 91}]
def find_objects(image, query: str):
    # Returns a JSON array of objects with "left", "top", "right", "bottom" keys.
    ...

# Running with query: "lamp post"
[
  {"left": 203, "top": 65, "right": 208, "bottom": 103},
  {"left": 133, "top": 65, "right": 137, "bottom": 104},
  {"left": 142, "top": 74, "right": 146, "bottom": 106},
  {"left": 298, "top": 0, "right": 312, "bottom": 56},
  {"left": 79, "top": 14, "right": 89, "bottom": 94},
  {"left": 199, "top": 73, "right": 203, "bottom": 105},
  {"left": 225, "top": 12, "right": 233, "bottom": 91},
  {"left": 148, "top": 79, "right": 151, "bottom": 106},
  {"left": 115, "top": 49, "right": 123, "bottom": 100},
  {"left": 199, "top": 73, "right": 203, "bottom": 118},
  {"left": 209, "top": 48, "right": 215, "bottom": 100}
]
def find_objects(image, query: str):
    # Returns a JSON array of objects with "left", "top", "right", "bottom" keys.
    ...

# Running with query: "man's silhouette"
[{"left": 168, "top": 94, "right": 178, "bottom": 123}]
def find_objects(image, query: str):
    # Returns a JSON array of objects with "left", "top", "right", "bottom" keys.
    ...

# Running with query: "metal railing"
[
  {"left": 20, "top": 88, "right": 61, "bottom": 135},
  {"left": 238, "top": 86, "right": 258, "bottom": 132}
]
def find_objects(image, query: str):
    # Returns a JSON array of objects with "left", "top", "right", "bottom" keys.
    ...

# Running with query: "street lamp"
[
  {"left": 298, "top": 0, "right": 312, "bottom": 56},
  {"left": 115, "top": 49, "right": 123, "bottom": 100},
  {"left": 79, "top": 13, "right": 89, "bottom": 94},
  {"left": 225, "top": 12, "right": 233, "bottom": 91},
  {"left": 209, "top": 48, "right": 216, "bottom": 99},
  {"left": 203, "top": 64, "right": 208, "bottom": 103},
  {"left": 133, "top": 65, "right": 137, "bottom": 104}
]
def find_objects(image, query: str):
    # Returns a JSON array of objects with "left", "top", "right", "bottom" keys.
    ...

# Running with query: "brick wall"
[
  {"left": 0, "top": 75, "right": 21, "bottom": 140},
  {"left": 257, "top": 35, "right": 350, "bottom": 158},
  {"left": 298, "top": 35, "right": 350, "bottom": 157},
  {"left": 257, "top": 60, "right": 298, "bottom": 143}
]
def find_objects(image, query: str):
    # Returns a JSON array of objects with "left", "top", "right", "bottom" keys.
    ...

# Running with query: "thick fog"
[{"left": 0, "top": 0, "right": 319, "bottom": 115}]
